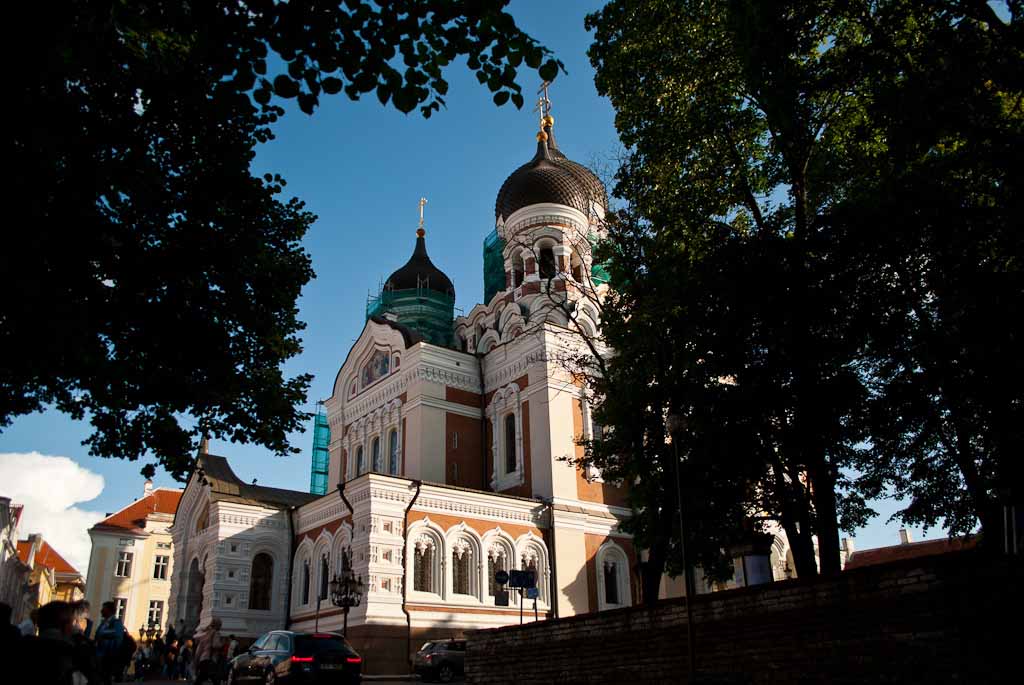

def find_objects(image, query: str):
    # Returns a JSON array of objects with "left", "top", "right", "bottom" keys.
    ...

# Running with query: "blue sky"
[{"left": 0, "top": 1, "right": 933, "bottom": 573}]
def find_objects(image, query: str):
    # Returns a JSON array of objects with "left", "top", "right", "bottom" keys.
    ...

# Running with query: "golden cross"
[
  {"left": 418, "top": 197, "right": 427, "bottom": 230},
  {"left": 534, "top": 80, "right": 552, "bottom": 121}
]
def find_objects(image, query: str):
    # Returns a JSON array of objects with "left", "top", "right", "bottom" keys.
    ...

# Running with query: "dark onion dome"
[
  {"left": 494, "top": 119, "right": 607, "bottom": 221},
  {"left": 384, "top": 229, "right": 455, "bottom": 298}
]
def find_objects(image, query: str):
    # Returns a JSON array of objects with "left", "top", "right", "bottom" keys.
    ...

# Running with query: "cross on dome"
[{"left": 417, "top": 197, "right": 427, "bottom": 237}]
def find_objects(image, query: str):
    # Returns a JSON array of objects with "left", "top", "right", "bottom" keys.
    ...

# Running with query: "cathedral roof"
[
  {"left": 384, "top": 233, "right": 455, "bottom": 298},
  {"left": 197, "top": 453, "right": 319, "bottom": 509},
  {"left": 494, "top": 124, "right": 607, "bottom": 221}
]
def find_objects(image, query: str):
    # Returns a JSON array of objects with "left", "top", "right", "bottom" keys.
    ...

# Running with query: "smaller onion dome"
[{"left": 385, "top": 230, "right": 455, "bottom": 298}]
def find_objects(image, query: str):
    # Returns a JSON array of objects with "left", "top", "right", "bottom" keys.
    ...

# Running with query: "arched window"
[
  {"left": 388, "top": 430, "right": 399, "bottom": 475},
  {"left": 519, "top": 540, "right": 550, "bottom": 605},
  {"left": 539, "top": 246, "right": 556, "bottom": 280},
  {"left": 512, "top": 253, "right": 525, "bottom": 288},
  {"left": 319, "top": 554, "right": 329, "bottom": 600},
  {"left": 301, "top": 559, "right": 311, "bottom": 605},
  {"left": 486, "top": 544, "right": 510, "bottom": 597},
  {"left": 596, "top": 543, "right": 631, "bottom": 611},
  {"left": 452, "top": 540, "right": 473, "bottom": 596},
  {"left": 570, "top": 249, "right": 584, "bottom": 282},
  {"left": 414, "top": 539, "right": 435, "bottom": 592},
  {"left": 371, "top": 437, "right": 382, "bottom": 472},
  {"left": 504, "top": 414, "right": 516, "bottom": 474},
  {"left": 195, "top": 503, "right": 209, "bottom": 534},
  {"left": 248, "top": 553, "right": 273, "bottom": 610},
  {"left": 356, "top": 446, "right": 365, "bottom": 475}
]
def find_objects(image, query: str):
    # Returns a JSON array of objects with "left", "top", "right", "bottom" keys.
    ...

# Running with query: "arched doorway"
[{"left": 185, "top": 557, "right": 205, "bottom": 632}]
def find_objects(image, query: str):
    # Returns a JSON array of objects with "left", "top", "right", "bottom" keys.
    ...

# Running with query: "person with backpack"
[{"left": 95, "top": 601, "right": 129, "bottom": 685}]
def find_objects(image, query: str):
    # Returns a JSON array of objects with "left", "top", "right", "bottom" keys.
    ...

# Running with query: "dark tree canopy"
[{"left": 3, "top": 1, "right": 559, "bottom": 479}]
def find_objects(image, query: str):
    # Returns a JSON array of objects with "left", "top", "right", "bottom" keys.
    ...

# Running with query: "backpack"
[{"left": 120, "top": 632, "right": 137, "bottom": 663}]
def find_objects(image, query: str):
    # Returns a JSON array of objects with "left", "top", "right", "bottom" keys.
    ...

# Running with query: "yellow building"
[
  {"left": 16, "top": 534, "right": 84, "bottom": 612},
  {"left": 85, "top": 479, "right": 182, "bottom": 638}
]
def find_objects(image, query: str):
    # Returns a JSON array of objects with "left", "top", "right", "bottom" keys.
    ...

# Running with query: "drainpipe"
[
  {"left": 401, "top": 480, "right": 423, "bottom": 673},
  {"left": 476, "top": 352, "right": 489, "bottom": 491},
  {"left": 284, "top": 505, "right": 296, "bottom": 630},
  {"left": 543, "top": 498, "right": 559, "bottom": 619}
]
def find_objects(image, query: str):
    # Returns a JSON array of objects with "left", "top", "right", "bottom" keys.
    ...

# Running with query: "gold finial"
[
  {"left": 417, "top": 197, "right": 427, "bottom": 237},
  {"left": 536, "top": 130, "right": 548, "bottom": 142}
]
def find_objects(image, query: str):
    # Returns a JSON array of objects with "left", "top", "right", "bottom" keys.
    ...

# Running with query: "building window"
[
  {"left": 413, "top": 537, "right": 437, "bottom": 593},
  {"left": 539, "top": 246, "right": 557, "bottom": 280},
  {"left": 249, "top": 553, "right": 273, "bottom": 611},
  {"left": 118, "top": 538, "right": 135, "bottom": 547},
  {"left": 504, "top": 413, "right": 516, "bottom": 474},
  {"left": 596, "top": 543, "right": 631, "bottom": 611},
  {"left": 115, "top": 552, "right": 133, "bottom": 578},
  {"left": 356, "top": 446, "right": 365, "bottom": 475},
  {"left": 319, "top": 555, "right": 330, "bottom": 600},
  {"left": 153, "top": 555, "right": 169, "bottom": 580},
  {"left": 301, "top": 559, "right": 310, "bottom": 605},
  {"left": 156, "top": 541, "right": 171, "bottom": 550},
  {"left": 389, "top": 430, "right": 399, "bottom": 475},
  {"left": 114, "top": 598, "right": 127, "bottom": 620},
  {"left": 371, "top": 437, "right": 382, "bottom": 472},
  {"left": 452, "top": 543, "right": 472, "bottom": 596},
  {"left": 147, "top": 600, "right": 163, "bottom": 627},
  {"left": 487, "top": 548, "right": 508, "bottom": 597}
]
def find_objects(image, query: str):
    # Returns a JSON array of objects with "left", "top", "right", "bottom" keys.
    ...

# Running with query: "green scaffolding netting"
[
  {"left": 483, "top": 228, "right": 506, "bottom": 304},
  {"left": 309, "top": 408, "right": 330, "bottom": 495}
]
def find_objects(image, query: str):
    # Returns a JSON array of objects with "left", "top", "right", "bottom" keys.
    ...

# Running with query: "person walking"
[
  {"left": 192, "top": 618, "right": 224, "bottom": 685},
  {"left": 94, "top": 601, "right": 126, "bottom": 685},
  {"left": 180, "top": 637, "right": 195, "bottom": 681},
  {"left": 69, "top": 601, "right": 100, "bottom": 685},
  {"left": 21, "top": 600, "right": 77, "bottom": 684}
]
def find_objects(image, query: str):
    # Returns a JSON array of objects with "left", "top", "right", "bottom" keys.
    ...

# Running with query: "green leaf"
[
  {"left": 493, "top": 91, "right": 510, "bottom": 106},
  {"left": 273, "top": 75, "right": 299, "bottom": 99},
  {"left": 539, "top": 59, "right": 558, "bottom": 82},
  {"left": 321, "top": 77, "right": 343, "bottom": 95}
]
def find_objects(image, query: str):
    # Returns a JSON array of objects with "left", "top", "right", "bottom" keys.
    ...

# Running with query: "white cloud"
[{"left": 0, "top": 452, "right": 106, "bottom": 577}]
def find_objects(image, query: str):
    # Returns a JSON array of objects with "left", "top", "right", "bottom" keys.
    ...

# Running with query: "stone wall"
[{"left": 465, "top": 551, "right": 1017, "bottom": 684}]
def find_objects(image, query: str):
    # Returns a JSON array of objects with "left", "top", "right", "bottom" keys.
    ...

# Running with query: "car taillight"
[
  {"left": 424, "top": 654, "right": 433, "bottom": 662},
  {"left": 346, "top": 656, "right": 362, "bottom": 664},
  {"left": 291, "top": 656, "right": 314, "bottom": 663}
]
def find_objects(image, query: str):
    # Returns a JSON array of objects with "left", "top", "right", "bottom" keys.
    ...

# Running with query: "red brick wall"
[
  {"left": 466, "top": 551, "right": 1017, "bottom": 684},
  {"left": 445, "top": 412, "right": 485, "bottom": 489}
]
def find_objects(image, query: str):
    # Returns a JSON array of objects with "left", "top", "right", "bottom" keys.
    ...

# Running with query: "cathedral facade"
[{"left": 167, "top": 115, "right": 694, "bottom": 673}]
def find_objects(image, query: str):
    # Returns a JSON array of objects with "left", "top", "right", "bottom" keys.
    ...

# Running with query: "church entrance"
[{"left": 184, "top": 556, "right": 205, "bottom": 633}]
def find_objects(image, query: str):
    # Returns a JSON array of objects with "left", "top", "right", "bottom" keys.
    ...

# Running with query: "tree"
[
  {"left": 585, "top": 0, "right": 1023, "bottom": 578},
  {"left": 3, "top": 1, "right": 559, "bottom": 479}
]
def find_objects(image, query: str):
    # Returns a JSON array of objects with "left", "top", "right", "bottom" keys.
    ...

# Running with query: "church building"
[{"left": 167, "top": 110, "right": 689, "bottom": 673}]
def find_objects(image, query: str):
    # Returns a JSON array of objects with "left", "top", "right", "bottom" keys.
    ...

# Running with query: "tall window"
[
  {"left": 319, "top": 555, "right": 330, "bottom": 600},
  {"left": 487, "top": 550, "right": 507, "bottom": 596},
  {"left": 356, "top": 446, "right": 365, "bottom": 475},
  {"left": 153, "top": 555, "right": 169, "bottom": 580},
  {"left": 249, "top": 553, "right": 273, "bottom": 610},
  {"left": 147, "top": 600, "right": 163, "bottom": 627},
  {"left": 452, "top": 545, "right": 472, "bottom": 595},
  {"left": 388, "top": 430, "right": 399, "bottom": 475},
  {"left": 371, "top": 437, "right": 382, "bottom": 472},
  {"left": 512, "top": 253, "right": 525, "bottom": 288},
  {"left": 301, "top": 560, "right": 310, "bottom": 605},
  {"left": 603, "top": 560, "right": 619, "bottom": 605},
  {"left": 114, "top": 598, "right": 127, "bottom": 620},
  {"left": 414, "top": 544, "right": 434, "bottom": 592},
  {"left": 115, "top": 552, "right": 133, "bottom": 577},
  {"left": 504, "top": 414, "right": 516, "bottom": 474},
  {"left": 539, "top": 247, "right": 556, "bottom": 280}
]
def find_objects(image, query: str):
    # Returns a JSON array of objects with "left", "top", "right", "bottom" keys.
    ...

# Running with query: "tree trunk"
[
  {"left": 808, "top": 460, "right": 842, "bottom": 575},
  {"left": 640, "top": 538, "right": 668, "bottom": 607}
]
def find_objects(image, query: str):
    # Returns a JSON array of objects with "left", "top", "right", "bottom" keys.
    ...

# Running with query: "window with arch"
[
  {"left": 195, "top": 503, "right": 210, "bottom": 534},
  {"left": 596, "top": 543, "right": 631, "bottom": 611},
  {"left": 539, "top": 246, "right": 556, "bottom": 280},
  {"left": 388, "top": 430, "right": 399, "bottom": 475},
  {"left": 413, "top": 536, "right": 437, "bottom": 593},
  {"left": 519, "top": 541, "right": 549, "bottom": 605},
  {"left": 486, "top": 542, "right": 511, "bottom": 597},
  {"left": 570, "top": 249, "right": 584, "bottom": 282},
  {"left": 248, "top": 553, "right": 273, "bottom": 610},
  {"left": 301, "top": 559, "right": 311, "bottom": 605},
  {"left": 503, "top": 414, "right": 516, "bottom": 474},
  {"left": 451, "top": 538, "right": 476, "bottom": 597},
  {"left": 511, "top": 253, "right": 525, "bottom": 288},
  {"left": 355, "top": 446, "right": 365, "bottom": 475},
  {"left": 371, "top": 437, "right": 382, "bottom": 472},
  {"left": 319, "top": 554, "right": 330, "bottom": 600}
]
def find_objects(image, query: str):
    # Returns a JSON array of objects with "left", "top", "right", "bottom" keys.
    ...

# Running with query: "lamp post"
[
  {"left": 666, "top": 413, "right": 697, "bottom": 680},
  {"left": 328, "top": 548, "right": 366, "bottom": 636}
]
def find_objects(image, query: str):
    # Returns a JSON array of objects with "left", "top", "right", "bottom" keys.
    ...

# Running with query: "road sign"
[
  {"left": 494, "top": 590, "right": 509, "bottom": 607},
  {"left": 526, "top": 587, "right": 539, "bottom": 600},
  {"left": 494, "top": 569, "right": 509, "bottom": 586},
  {"left": 508, "top": 569, "right": 536, "bottom": 589}
]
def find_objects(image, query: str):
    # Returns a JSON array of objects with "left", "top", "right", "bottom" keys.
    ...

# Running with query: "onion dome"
[
  {"left": 495, "top": 117, "right": 607, "bottom": 221},
  {"left": 384, "top": 229, "right": 455, "bottom": 298}
]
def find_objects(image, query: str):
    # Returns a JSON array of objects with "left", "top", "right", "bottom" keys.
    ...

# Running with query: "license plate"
[{"left": 320, "top": 664, "right": 342, "bottom": 670}]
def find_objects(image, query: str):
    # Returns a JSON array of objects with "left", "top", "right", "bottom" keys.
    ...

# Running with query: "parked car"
[
  {"left": 413, "top": 639, "right": 466, "bottom": 683},
  {"left": 227, "top": 630, "right": 362, "bottom": 684}
]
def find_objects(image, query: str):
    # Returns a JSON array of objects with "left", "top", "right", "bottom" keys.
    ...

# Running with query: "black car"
[
  {"left": 227, "top": 630, "right": 362, "bottom": 684},
  {"left": 413, "top": 639, "right": 466, "bottom": 683}
]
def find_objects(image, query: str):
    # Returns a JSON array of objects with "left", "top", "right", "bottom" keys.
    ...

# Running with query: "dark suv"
[
  {"left": 413, "top": 639, "right": 466, "bottom": 683},
  {"left": 227, "top": 631, "right": 362, "bottom": 684}
]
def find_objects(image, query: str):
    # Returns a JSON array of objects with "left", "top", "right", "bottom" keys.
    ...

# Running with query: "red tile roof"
[
  {"left": 15, "top": 539, "right": 80, "bottom": 576},
  {"left": 844, "top": 536, "right": 977, "bottom": 570},
  {"left": 91, "top": 488, "right": 183, "bottom": 533}
]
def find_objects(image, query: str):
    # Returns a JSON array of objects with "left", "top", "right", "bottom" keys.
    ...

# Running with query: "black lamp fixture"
[{"left": 328, "top": 547, "right": 366, "bottom": 636}]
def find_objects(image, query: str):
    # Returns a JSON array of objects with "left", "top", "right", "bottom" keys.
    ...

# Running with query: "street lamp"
[
  {"left": 666, "top": 413, "right": 697, "bottom": 679},
  {"left": 328, "top": 547, "right": 366, "bottom": 636}
]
